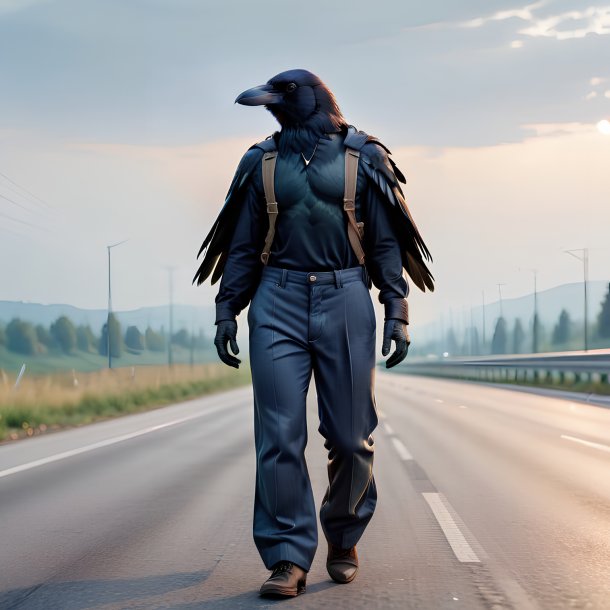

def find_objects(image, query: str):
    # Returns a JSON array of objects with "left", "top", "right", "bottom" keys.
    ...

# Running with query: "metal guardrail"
[{"left": 399, "top": 349, "right": 610, "bottom": 384}]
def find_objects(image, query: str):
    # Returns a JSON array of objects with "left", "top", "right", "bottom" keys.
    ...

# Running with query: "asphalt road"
[{"left": 1, "top": 372, "right": 609, "bottom": 609}]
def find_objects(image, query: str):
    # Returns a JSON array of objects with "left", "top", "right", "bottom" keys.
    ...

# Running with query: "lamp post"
[
  {"left": 106, "top": 239, "right": 129, "bottom": 369},
  {"left": 166, "top": 267, "right": 175, "bottom": 367},
  {"left": 565, "top": 248, "right": 589, "bottom": 352}
]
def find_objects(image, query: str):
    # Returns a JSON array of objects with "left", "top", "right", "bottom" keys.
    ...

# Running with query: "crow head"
[{"left": 235, "top": 69, "right": 347, "bottom": 135}]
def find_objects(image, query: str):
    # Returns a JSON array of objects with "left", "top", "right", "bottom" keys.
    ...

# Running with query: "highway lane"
[{"left": 0, "top": 374, "right": 608, "bottom": 609}]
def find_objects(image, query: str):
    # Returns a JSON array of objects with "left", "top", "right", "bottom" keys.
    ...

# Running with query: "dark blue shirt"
[{"left": 215, "top": 132, "right": 409, "bottom": 324}]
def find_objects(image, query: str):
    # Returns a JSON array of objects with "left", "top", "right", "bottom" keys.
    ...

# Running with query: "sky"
[{"left": 1, "top": 0, "right": 609, "bottom": 329}]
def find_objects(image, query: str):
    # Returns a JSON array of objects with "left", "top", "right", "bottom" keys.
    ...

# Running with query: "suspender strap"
[
  {"left": 259, "top": 143, "right": 365, "bottom": 268},
  {"left": 260, "top": 151, "right": 278, "bottom": 265},
  {"left": 343, "top": 149, "right": 365, "bottom": 265}
]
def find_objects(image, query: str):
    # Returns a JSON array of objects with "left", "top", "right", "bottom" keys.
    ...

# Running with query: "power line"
[
  {"left": 0, "top": 170, "right": 54, "bottom": 211},
  {"left": 0, "top": 191, "right": 52, "bottom": 218},
  {"left": 0, "top": 183, "right": 56, "bottom": 217},
  {"left": 0, "top": 209, "right": 48, "bottom": 231}
]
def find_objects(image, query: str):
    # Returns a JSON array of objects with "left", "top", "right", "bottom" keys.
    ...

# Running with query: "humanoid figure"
[{"left": 193, "top": 68, "right": 433, "bottom": 597}]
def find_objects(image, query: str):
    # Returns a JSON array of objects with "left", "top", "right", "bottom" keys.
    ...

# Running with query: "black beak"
[{"left": 235, "top": 83, "right": 283, "bottom": 106}]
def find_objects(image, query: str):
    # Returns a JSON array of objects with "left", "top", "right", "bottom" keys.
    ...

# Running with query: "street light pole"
[
  {"left": 565, "top": 248, "right": 589, "bottom": 352},
  {"left": 167, "top": 267, "right": 175, "bottom": 367},
  {"left": 106, "top": 239, "right": 129, "bottom": 369},
  {"left": 497, "top": 283, "right": 506, "bottom": 318},
  {"left": 481, "top": 290, "right": 486, "bottom": 352}
]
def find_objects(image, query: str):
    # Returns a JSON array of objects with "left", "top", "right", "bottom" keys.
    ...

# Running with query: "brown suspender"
[
  {"left": 343, "top": 149, "right": 365, "bottom": 265},
  {"left": 260, "top": 147, "right": 365, "bottom": 266},
  {"left": 260, "top": 151, "right": 278, "bottom": 265}
]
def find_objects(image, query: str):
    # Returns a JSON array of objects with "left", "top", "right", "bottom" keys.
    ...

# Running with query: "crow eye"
[{"left": 286, "top": 82, "right": 297, "bottom": 93}]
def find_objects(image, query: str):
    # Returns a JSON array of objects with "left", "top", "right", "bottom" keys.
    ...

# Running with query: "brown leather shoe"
[
  {"left": 326, "top": 543, "right": 359, "bottom": 583},
  {"left": 259, "top": 561, "right": 307, "bottom": 597}
]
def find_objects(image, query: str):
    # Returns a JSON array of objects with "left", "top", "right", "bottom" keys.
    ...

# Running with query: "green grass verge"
[
  {"left": 0, "top": 366, "right": 251, "bottom": 443},
  {"left": 0, "top": 344, "right": 218, "bottom": 375}
]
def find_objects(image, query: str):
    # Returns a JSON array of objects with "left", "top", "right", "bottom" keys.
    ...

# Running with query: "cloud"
[
  {"left": 416, "top": 2, "right": 610, "bottom": 43},
  {"left": 460, "top": 1, "right": 547, "bottom": 28},
  {"left": 518, "top": 6, "right": 610, "bottom": 40}
]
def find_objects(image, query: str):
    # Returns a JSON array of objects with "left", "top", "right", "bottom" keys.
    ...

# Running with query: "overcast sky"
[{"left": 1, "top": 0, "right": 609, "bottom": 328}]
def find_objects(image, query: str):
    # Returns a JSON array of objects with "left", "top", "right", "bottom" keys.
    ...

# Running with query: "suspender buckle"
[
  {"left": 266, "top": 202, "right": 278, "bottom": 214},
  {"left": 343, "top": 198, "right": 355, "bottom": 211}
]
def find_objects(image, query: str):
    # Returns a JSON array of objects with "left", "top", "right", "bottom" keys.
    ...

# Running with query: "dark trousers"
[{"left": 247, "top": 264, "right": 378, "bottom": 572}]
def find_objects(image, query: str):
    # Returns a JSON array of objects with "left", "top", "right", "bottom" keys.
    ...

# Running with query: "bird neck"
[{"left": 277, "top": 116, "right": 346, "bottom": 158}]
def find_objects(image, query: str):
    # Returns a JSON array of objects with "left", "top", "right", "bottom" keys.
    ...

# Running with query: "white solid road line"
[
  {"left": 422, "top": 492, "right": 481, "bottom": 563},
  {"left": 391, "top": 436, "right": 413, "bottom": 461},
  {"left": 0, "top": 398, "right": 245, "bottom": 480},
  {"left": 560, "top": 434, "right": 610, "bottom": 454},
  {"left": 384, "top": 423, "right": 395, "bottom": 435}
]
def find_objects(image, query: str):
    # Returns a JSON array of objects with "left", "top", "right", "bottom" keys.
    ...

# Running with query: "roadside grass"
[
  {"left": 0, "top": 344, "right": 218, "bottom": 375},
  {"left": 0, "top": 363, "right": 251, "bottom": 443}
]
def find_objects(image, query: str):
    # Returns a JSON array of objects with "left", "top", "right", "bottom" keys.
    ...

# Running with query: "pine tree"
[
  {"left": 552, "top": 309, "right": 571, "bottom": 346},
  {"left": 125, "top": 326, "right": 145, "bottom": 351},
  {"left": 491, "top": 317, "right": 508, "bottom": 354},
  {"left": 99, "top": 313, "right": 122, "bottom": 357},
  {"left": 512, "top": 318, "right": 525, "bottom": 354},
  {"left": 6, "top": 318, "right": 37, "bottom": 355},
  {"left": 50, "top": 316, "right": 77, "bottom": 354},
  {"left": 597, "top": 283, "right": 610, "bottom": 339}
]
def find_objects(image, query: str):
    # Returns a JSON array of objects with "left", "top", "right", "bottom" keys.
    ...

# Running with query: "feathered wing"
[
  {"left": 192, "top": 144, "right": 266, "bottom": 287},
  {"left": 359, "top": 138, "right": 435, "bottom": 292}
]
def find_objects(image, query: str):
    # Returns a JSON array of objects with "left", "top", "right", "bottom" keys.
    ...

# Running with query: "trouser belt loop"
[
  {"left": 279, "top": 268, "right": 288, "bottom": 288},
  {"left": 333, "top": 269, "right": 343, "bottom": 289}
]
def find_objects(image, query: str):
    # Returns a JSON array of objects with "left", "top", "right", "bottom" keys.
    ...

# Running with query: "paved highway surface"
[{"left": 1, "top": 373, "right": 609, "bottom": 609}]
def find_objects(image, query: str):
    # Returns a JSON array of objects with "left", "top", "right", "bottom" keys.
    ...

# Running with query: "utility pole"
[
  {"left": 532, "top": 270, "right": 539, "bottom": 353},
  {"left": 565, "top": 248, "right": 589, "bottom": 352},
  {"left": 106, "top": 239, "right": 128, "bottom": 369},
  {"left": 167, "top": 267, "right": 175, "bottom": 367},
  {"left": 481, "top": 290, "right": 486, "bottom": 351},
  {"left": 497, "top": 283, "right": 506, "bottom": 318}
]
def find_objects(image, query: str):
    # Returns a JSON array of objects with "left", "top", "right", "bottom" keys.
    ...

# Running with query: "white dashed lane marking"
[
  {"left": 560, "top": 434, "right": 610, "bottom": 454},
  {"left": 391, "top": 436, "right": 414, "bottom": 461},
  {"left": 422, "top": 492, "right": 481, "bottom": 563}
]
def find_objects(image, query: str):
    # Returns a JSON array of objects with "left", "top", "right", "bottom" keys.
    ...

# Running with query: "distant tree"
[
  {"left": 597, "top": 283, "right": 610, "bottom": 339},
  {"left": 552, "top": 309, "right": 571, "bottom": 346},
  {"left": 447, "top": 328, "right": 460, "bottom": 356},
  {"left": 6, "top": 318, "right": 37, "bottom": 355},
  {"left": 532, "top": 313, "right": 542, "bottom": 352},
  {"left": 0, "top": 324, "right": 6, "bottom": 346},
  {"left": 512, "top": 318, "right": 525, "bottom": 354},
  {"left": 145, "top": 326, "right": 165, "bottom": 352},
  {"left": 470, "top": 326, "right": 480, "bottom": 355},
  {"left": 194, "top": 328, "right": 207, "bottom": 349},
  {"left": 125, "top": 325, "right": 145, "bottom": 350},
  {"left": 35, "top": 323, "right": 55, "bottom": 349},
  {"left": 172, "top": 328, "right": 190, "bottom": 349},
  {"left": 99, "top": 313, "right": 122, "bottom": 357},
  {"left": 491, "top": 317, "right": 508, "bottom": 354},
  {"left": 50, "top": 316, "right": 77, "bottom": 354},
  {"left": 76, "top": 325, "right": 96, "bottom": 352}
]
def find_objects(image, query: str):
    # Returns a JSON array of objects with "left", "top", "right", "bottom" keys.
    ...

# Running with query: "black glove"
[
  {"left": 381, "top": 319, "right": 410, "bottom": 368},
  {"left": 214, "top": 320, "right": 241, "bottom": 368}
]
